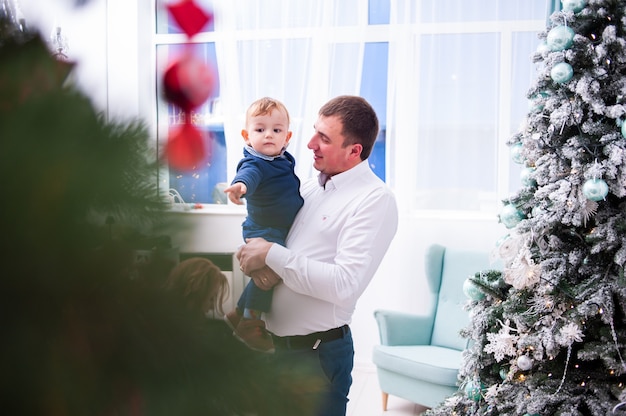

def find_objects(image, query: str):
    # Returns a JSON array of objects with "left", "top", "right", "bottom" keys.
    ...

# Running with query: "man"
[{"left": 237, "top": 95, "right": 398, "bottom": 415}]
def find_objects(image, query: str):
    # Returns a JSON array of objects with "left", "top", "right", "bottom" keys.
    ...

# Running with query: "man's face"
[{"left": 307, "top": 115, "right": 358, "bottom": 176}]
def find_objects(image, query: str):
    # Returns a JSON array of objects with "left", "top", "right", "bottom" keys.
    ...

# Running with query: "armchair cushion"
[{"left": 373, "top": 345, "right": 461, "bottom": 386}]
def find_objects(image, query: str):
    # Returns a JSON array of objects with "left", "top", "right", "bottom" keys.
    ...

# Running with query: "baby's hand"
[{"left": 224, "top": 182, "right": 247, "bottom": 205}]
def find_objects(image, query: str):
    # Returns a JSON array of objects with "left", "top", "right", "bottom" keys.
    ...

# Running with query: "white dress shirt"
[{"left": 264, "top": 160, "right": 398, "bottom": 336}]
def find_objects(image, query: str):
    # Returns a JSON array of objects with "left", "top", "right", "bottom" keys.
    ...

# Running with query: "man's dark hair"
[{"left": 318, "top": 95, "right": 379, "bottom": 160}]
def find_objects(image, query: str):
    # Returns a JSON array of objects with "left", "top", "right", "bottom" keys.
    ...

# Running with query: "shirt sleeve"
[{"left": 265, "top": 188, "right": 398, "bottom": 305}]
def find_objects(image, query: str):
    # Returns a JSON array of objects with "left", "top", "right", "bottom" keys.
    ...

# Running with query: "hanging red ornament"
[
  {"left": 166, "top": 0, "right": 213, "bottom": 38},
  {"left": 165, "top": 121, "right": 207, "bottom": 172},
  {"left": 162, "top": 51, "right": 217, "bottom": 112}
]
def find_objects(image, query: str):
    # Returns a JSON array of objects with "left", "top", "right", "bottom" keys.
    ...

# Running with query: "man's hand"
[
  {"left": 237, "top": 237, "right": 274, "bottom": 274},
  {"left": 249, "top": 266, "right": 282, "bottom": 290},
  {"left": 224, "top": 182, "right": 247, "bottom": 205}
]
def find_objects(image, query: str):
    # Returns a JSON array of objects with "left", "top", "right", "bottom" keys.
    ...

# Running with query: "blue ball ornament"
[
  {"left": 621, "top": 120, "right": 626, "bottom": 138},
  {"left": 536, "top": 41, "right": 550, "bottom": 55},
  {"left": 520, "top": 167, "right": 536, "bottom": 187},
  {"left": 510, "top": 142, "right": 524, "bottom": 164},
  {"left": 464, "top": 380, "right": 485, "bottom": 401},
  {"left": 547, "top": 25, "right": 575, "bottom": 51},
  {"left": 562, "top": 0, "right": 587, "bottom": 13},
  {"left": 500, "top": 204, "right": 525, "bottom": 229},
  {"left": 463, "top": 278, "right": 485, "bottom": 301},
  {"left": 551, "top": 62, "right": 574, "bottom": 84},
  {"left": 582, "top": 178, "right": 609, "bottom": 201},
  {"left": 528, "top": 91, "right": 550, "bottom": 113}
]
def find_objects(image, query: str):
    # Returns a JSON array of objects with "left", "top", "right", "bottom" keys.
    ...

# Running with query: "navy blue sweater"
[{"left": 232, "top": 147, "right": 304, "bottom": 245}]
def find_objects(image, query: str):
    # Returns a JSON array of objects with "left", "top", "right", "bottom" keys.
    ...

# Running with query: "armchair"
[{"left": 372, "top": 244, "right": 495, "bottom": 410}]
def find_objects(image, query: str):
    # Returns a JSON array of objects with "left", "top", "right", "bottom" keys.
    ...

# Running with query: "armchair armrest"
[{"left": 373, "top": 309, "right": 434, "bottom": 346}]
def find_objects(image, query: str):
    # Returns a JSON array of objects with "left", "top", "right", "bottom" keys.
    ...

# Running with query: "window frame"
[{"left": 140, "top": 0, "right": 546, "bottom": 218}]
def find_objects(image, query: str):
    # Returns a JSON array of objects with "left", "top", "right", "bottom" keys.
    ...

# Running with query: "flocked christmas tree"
[{"left": 426, "top": 0, "right": 626, "bottom": 414}]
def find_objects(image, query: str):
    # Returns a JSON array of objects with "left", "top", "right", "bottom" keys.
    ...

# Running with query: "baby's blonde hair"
[
  {"left": 246, "top": 97, "right": 290, "bottom": 125},
  {"left": 164, "top": 257, "right": 229, "bottom": 316}
]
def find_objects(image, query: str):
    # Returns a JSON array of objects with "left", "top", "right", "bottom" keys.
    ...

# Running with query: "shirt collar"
[
  {"left": 244, "top": 144, "right": 285, "bottom": 161},
  {"left": 317, "top": 160, "right": 370, "bottom": 189}
]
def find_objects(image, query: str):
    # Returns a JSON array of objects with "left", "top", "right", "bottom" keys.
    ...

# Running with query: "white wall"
[
  {"left": 18, "top": 0, "right": 109, "bottom": 113},
  {"left": 17, "top": 0, "right": 508, "bottom": 368}
]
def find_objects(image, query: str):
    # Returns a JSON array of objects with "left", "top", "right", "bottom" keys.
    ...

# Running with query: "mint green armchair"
[{"left": 372, "top": 244, "right": 495, "bottom": 410}]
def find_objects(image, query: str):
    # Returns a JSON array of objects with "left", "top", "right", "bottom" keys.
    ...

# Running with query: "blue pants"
[
  {"left": 237, "top": 278, "right": 273, "bottom": 312},
  {"left": 262, "top": 328, "right": 354, "bottom": 416},
  {"left": 238, "top": 222, "right": 286, "bottom": 313}
]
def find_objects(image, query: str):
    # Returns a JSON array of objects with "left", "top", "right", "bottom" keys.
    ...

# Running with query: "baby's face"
[{"left": 244, "top": 109, "right": 292, "bottom": 157}]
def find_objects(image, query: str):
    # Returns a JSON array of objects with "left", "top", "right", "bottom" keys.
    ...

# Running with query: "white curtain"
[
  {"left": 389, "top": 0, "right": 547, "bottom": 212},
  {"left": 212, "top": 0, "right": 367, "bottom": 183}
]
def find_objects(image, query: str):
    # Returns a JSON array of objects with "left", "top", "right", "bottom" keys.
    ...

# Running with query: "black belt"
[{"left": 271, "top": 325, "right": 350, "bottom": 350}]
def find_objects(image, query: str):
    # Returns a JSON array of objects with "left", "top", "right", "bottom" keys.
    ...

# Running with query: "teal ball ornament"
[
  {"left": 500, "top": 204, "right": 525, "bottom": 229},
  {"left": 510, "top": 142, "right": 524, "bottom": 164},
  {"left": 536, "top": 41, "right": 550, "bottom": 55},
  {"left": 621, "top": 120, "right": 626, "bottom": 138},
  {"left": 528, "top": 92, "right": 549, "bottom": 113},
  {"left": 562, "top": 0, "right": 587, "bottom": 13},
  {"left": 463, "top": 278, "right": 485, "bottom": 301},
  {"left": 582, "top": 178, "right": 609, "bottom": 201},
  {"left": 520, "top": 167, "right": 536, "bottom": 187},
  {"left": 551, "top": 62, "right": 574, "bottom": 83},
  {"left": 547, "top": 26, "right": 575, "bottom": 51},
  {"left": 464, "top": 380, "right": 485, "bottom": 401}
]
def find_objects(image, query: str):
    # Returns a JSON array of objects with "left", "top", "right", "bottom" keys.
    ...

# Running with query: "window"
[{"left": 152, "top": 0, "right": 546, "bottom": 213}]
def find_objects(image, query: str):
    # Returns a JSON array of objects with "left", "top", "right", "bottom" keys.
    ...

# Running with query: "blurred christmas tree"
[
  {"left": 0, "top": 8, "right": 321, "bottom": 416},
  {"left": 426, "top": 1, "right": 626, "bottom": 415}
]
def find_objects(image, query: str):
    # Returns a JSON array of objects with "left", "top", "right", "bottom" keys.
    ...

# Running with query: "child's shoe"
[{"left": 235, "top": 318, "right": 275, "bottom": 353}]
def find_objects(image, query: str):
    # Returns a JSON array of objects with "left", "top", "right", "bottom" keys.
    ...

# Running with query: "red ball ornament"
[
  {"left": 166, "top": 0, "right": 213, "bottom": 38},
  {"left": 162, "top": 51, "right": 216, "bottom": 112},
  {"left": 165, "top": 122, "right": 207, "bottom": 172}
]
